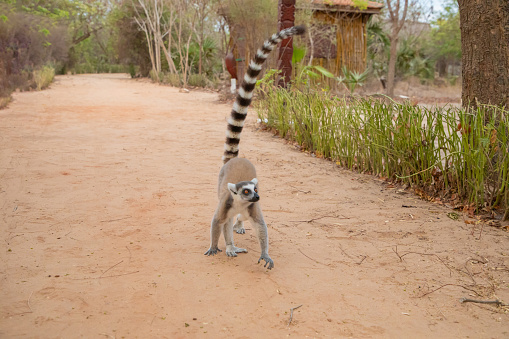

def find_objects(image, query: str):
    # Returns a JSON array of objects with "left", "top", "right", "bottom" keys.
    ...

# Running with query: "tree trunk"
[
  {"left": 437, "top": 59, "right": 447, "bottom": 77},
  {"left": 386, "top": 33, "right": 398, "bottom": 97},
  {"left": 385, "top": 0, "right": 408, "bottom": 97},
  {"left": 457, "top": 0, "right": 509, "bottom": 109},
  {"left": 198, "top": 45, "right": 203, "bottom": 75},
  {"left": 277, "top": 0, "right": 296, "bottom": 88}
]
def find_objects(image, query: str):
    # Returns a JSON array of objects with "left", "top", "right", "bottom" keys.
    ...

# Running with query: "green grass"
[
  {"left": 33, "top": 65, "right": 55, "bottom": 91},
  {"left": 256, "top": 86, "right": 509, "bottom": 219},
  {"left": 0, "top": 95, "right": 12, "bottom": 109}
]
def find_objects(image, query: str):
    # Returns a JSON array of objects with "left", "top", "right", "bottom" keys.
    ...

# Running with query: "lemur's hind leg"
[
  {"left": 224, "top": 218, "right": 248, "bottom": 257},
  {"left": 204, "top": 215, "right": 223, "bottom": 256},
  {"left": 233, "top": 213, "right": 246, "bottom": 234}
]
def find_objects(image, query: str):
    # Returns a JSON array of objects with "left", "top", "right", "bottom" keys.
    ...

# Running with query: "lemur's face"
[{"left": 228, "top": 178, "right": 259, "bottom": 202}]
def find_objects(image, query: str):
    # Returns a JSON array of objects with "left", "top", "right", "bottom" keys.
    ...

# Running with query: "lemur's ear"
[
  {"left": 227, "top": 183, "right": 237, "bottom": 195},
  {"left": 251, "top": 178, "right": 258, "bottom": 186}
]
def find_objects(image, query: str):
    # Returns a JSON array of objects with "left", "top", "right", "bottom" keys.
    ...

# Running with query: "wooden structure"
[
  {"left": 307, "top": 0, "right": 383, "bottom": 74},
  {"left": 219, "top": 0, "right": 382, "bottom": 87}
]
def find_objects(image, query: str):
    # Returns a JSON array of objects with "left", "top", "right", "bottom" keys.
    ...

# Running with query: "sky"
[{"left": 430, "top": 0, "right": 445, "bottom": 12}]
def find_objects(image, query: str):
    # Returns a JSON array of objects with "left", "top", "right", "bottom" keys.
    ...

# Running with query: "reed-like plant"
[
  {"left": 33, "top": 65, "right": 55, "bottom": 91},
  {"left": 255, "top": 85, "right": 509, "bottom": 219}
]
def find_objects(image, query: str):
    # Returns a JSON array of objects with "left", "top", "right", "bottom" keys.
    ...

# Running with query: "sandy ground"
[{"left": 1, "top": 74, "right": 508, "bottom": 338}]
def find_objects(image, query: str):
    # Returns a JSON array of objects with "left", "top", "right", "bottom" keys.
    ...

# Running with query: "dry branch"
[
  {"left": 418, "top": 283, "right": 481, "bottom": 298},
  {"left": 392, "top": 246, "right": 452, "bottom": 276},
  {"left": 27, "top": 291, "right": 33, "bottom": 313},
  {"left": 100, "top": 260, "right": 124, "bottom": 278},
  {"left": 288, "top": 304, "right": 303, "bottom": 326},
  {"left": 460, "top": 298, "right": 507, "bottom": 306},
  {"left": 298, "top": 249, "right": 329, "bottom": 266}
]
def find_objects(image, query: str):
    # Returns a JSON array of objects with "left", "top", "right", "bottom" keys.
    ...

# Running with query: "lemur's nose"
[{"left": 251, "top": 193, "right": 260, "bottom": 202}]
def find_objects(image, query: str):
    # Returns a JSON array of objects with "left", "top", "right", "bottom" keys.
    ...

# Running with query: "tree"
[
  {"left": 192, "top": 0, "right": 214, "bottom": 76},
  {"left": 385, "top": 0, "right": 409, "bottom": 97},
  {"left": 457, "top": 0, "right": 509, "bottom": 109},
  {"left": 132, "top": 0, "right": 178, "bottom": 77},
  {"left": 430, "top": 1, "right": 461, "bottom": 77}
]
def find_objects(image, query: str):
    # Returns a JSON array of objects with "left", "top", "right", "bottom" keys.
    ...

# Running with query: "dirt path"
[{"left": 1, "top": 74, "right": 508, "bottom": 338}]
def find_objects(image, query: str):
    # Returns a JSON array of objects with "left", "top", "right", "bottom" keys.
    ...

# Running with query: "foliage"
[
  {"left": 111, "top": 2, "right": 152, "bottom": 77},
  {"left": 224, "top": 0, "right": 278, "bottom": 71},
  {"left": 188, "top": 73, "right": 209, "bottom": 87},
  {"left": 367, "top": 19, "right": 390, "bottom": 78},
  {"left": 33, "top": 65, "right": 55, "bottom": 90},
  {"left": 256, "top": 87, "right": 509, "bottom": 218},
  {"left": 0, "top": 3, "right": 69, "bottom": 100},
  {"left": 396, "top": 38, "right": 434, "bottom": 80},
  {"left": 428, "top": 0, "right": 461, "bottom": 75},
  {"left": 292, "top": 46, "right": 307, "bottom": 65},
  {"left": 339, "top": 66, "right": 370, "bottom": 94},
  {"left": 185, "top": 37, "right": 221, "bottom": 76}
]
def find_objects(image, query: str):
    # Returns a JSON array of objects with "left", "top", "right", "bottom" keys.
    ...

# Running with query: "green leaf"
[
  {"left": 313, "top": 65, "right": 335, "bottom": 78},
  {"left": 39, "top": 28, "right": 50, "bottom": 37},
  {"left": 292, "top": 46, "right": 306, "bottom": 64},
  {"left": 304, "top": 69, "right": 320, "bottom": 79}
]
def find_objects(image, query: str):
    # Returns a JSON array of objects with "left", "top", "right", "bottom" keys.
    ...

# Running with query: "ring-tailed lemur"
[{"left": 205, "top": 25, "right": 306, "bottom": 270}]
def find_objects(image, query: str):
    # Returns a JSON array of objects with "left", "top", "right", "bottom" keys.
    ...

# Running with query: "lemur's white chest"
[{"left": 227, "top": 197, "right": 252, "bottom": 219}]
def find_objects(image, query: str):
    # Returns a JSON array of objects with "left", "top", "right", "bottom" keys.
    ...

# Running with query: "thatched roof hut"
[{"left": 306, "top": 0, "right": 383, "bottom": 74}]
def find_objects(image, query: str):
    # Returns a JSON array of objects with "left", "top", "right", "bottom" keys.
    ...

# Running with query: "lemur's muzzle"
[{"left": 249, "top": 193, "right": 260, "bottom": 202}]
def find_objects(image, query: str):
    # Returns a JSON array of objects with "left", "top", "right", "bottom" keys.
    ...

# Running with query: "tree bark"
[
  {"left": 386, "top": 31, "right": 398, "bottom": 96},
  {"left": 457, "top": 0, "right": 509, "bottom": 109},
  {"left": 277, "top": 0, "right": 296, "bottom": 88},
  {"left": 385, "top": 0, "right": 408, "bottom": 97}
]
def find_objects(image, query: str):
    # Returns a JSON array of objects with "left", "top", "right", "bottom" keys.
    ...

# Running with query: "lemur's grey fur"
[{"left": 204, "top": 25, "right": 306, "bottom": 270}]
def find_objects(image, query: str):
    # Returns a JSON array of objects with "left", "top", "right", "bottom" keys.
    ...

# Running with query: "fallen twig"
[
  {"left": 290, "top": 214, "right": 334, "bottom": 223},
  {"left": 356, "top": 255, "right": 367, "bottom": 265},
  {"left": 460, "top": 298, "right": 507, "bottom": 306},
  {"left": 477, "top": 221, "right": 485, "bottom": 240},
  {"left": 27, "top": 291, "right": 33, "bottom": 313},
  {"left": 392, "top": 246, "right": 452, "bottom": 277},
  {"left": 419, "top": 284, "right": 481, "bottom": 298},
  {"left": 100, "top": 260, "right": 124, "bottom": 278},
  {"left": 290, "top": 185, "right": 311, "bottom": 194},
  {"left": 72, "top": 270, "right": 140, "bottom": 280},
  {"left": 126, "top": 246, "right": 132, "bottom": 263},
  {"left": 290, "top": 214, "right": 350, "bottom": 223},
  {"left": 288, "top": 304, "right": 303, "bottom": 326},
  {"left": 100, "top": 216, "right": 132, "bottom": 223},
  {"left": 462, "top": 258, "right": 486, "bottom": 285},
  {"left": 298, "top": 249, "right": 328, "bottom": 266}
]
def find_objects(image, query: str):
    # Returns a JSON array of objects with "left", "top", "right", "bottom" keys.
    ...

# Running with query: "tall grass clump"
[
  {"left": 33, "top": 65, "right": 55, "bottom": 90},
  {"left": 256, "top": 86, "right": 509, "bottom": 219}
]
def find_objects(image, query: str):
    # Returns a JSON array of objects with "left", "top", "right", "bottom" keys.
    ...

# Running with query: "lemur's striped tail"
[{"left": 222, "top": 25, "right": 306, "bottom": 164}]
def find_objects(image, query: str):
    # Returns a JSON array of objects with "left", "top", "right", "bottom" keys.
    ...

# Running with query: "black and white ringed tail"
[{"left": 222, "top": 25, "right": 306, "bottom": 164}]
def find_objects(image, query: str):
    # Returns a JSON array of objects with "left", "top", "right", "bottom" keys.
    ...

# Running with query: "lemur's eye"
[
  {"left": 254, "top": 188, "right": 258, "bottom": 193},
  {"left": 243, "top": 189, "right": 249, "bottom": 195}
]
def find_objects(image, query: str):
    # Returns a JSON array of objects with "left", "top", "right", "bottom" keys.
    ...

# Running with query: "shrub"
[
  {"left": 0, "top": 6, "right": 70, "bottom": 102},
  {"left": 162, "top": 73, "right": 182, "bottom": 87},
  {"left": 188, "top": 74, "right": 209, "bottom": 88},
  {"left": 256, "top": 86, "right": 509, "bottom": 218},
  {"left": 33, "top": 65, "right": 55, "bottom": 90}
]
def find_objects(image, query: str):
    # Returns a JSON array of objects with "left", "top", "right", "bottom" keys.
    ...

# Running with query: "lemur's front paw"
[
  {"left": 204, "top": 247, "right": 222, "bottom": 256},
  {"left": 258, "top": 255, "right": 274, "bottom": 270}
]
